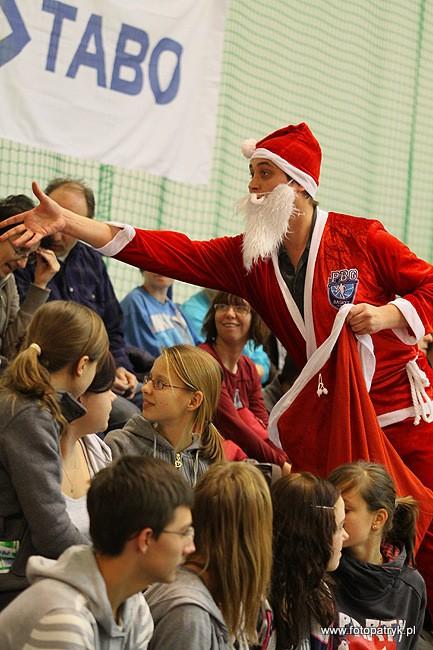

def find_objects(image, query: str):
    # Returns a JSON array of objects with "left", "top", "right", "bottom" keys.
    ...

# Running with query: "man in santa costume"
[{"left": 2, "top": 122, "right": 433, "bottom": 616}]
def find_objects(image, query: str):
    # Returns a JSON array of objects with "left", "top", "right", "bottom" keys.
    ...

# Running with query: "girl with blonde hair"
[
  {"left": 0, "top": 300, "right": 108, "bottom": 609},
  {"left": 146, "top": 461, "right": 274, "bottom": 650},
  {"left": 328, "top": 461, "right": 426, "bottom": 648},
  {"left": 106, "top": 344, "right": 225, "bottom": 485}
]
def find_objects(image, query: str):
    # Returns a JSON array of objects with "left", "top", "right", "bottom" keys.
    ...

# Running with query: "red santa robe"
[{"left": 101, "top": 210, "right": 433, "bottom": 549}]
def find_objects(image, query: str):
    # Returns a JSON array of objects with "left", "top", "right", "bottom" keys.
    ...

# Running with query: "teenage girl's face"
[
  {"left": 327, "top": 496, "right": 349, "bottom": 572},
  {"left": 340, "top": 488, "right": 377, "bottom": 550},
  {"left": 79, "top": 389, "right": 116, "bottom": 435},
  {"left": 141, "top": 356, "right": 194, "bottom": 428}
]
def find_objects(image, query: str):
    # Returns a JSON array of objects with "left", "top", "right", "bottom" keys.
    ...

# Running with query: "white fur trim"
[
  {"left": 389, "top": 297, "right": 425, "bottom": 344},
  {"left": 95, "top": 223, "right": 136, "bottom": 257},
  {"left": 303, "top": 209, "right": 328, "bottom": 357},
  {"left": 357, "top": 334, "right": 376, "bottom": 392},
  {"left": 251, "top": 148, "right": 318, "bottom": 198},
  {"left": 241, "top": 139, "right": 257, "bottom": 158},
  {"left": 377, "top": 407, "right": 415, "bottom": 428}
]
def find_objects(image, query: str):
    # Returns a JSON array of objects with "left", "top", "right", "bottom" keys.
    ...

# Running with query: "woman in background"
[
  {"left": 328, "top": 461, "right": 426, "bottom": 649},
  {"left": 106, "top": 344, "right": 225, "bottom": 486},
  {"left": 146, "top": 461, "right": 274, "bottom": 650},
  {"left": 201, "top": 291, "right": 289, "bottom": 472},
  {"left": 271, "top": 472, "right": 348, "bottom": 649}
]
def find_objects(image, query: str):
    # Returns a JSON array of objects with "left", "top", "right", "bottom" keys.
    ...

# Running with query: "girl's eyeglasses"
[
  {"left": 142, "top": 374, "right": 194, "bottom": 392},
  {"left": 213, "top": 303, "right": 251, "bottom": 315}
]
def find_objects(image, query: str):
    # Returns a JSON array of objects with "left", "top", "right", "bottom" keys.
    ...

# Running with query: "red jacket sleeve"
[
  {"left": 242, "top": 356, "right": 269, "bottom": 427},
  {"left": 214, "top": 381, "right": 288, "bottom": 466},
  {"left": 116, "top": 229, "right": 250, "bottom": 299},
  {"left": 368, "top": 224, "right": 433, "bottom": 333}
]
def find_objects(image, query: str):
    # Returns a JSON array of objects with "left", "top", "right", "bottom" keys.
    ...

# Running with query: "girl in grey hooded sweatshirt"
[{"left": 106, "top": 344, "right": 225, "bottom": 486}]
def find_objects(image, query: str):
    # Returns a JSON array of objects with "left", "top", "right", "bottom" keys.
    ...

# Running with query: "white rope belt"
[{"left": 406, "top": 357, "right": 433, "bottom": 425}]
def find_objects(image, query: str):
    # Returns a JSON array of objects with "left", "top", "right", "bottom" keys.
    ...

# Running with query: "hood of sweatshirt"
[
  {"left": 109, "top": 413, "right": 204, "bottom": 454},
  {"left": 335, "top": 546, "right": 407, "bottom": 601},
  {"left": 26, "top": 545, "right": 143, "bottom": 639},
  {"left": 146, "top": 567, "right": 228, "bottom": 641}
]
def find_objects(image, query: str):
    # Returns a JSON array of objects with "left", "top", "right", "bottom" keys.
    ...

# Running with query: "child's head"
[
  {"left": 142, "top": 345, "right": 224, "bottom": 462},
  {"left": 328, "top": 461, "right": 418, "bottom": 562},
  {"left": 1, "top": 301, "right": 109, "bottom": 434},
  {"left": 191, "top": 462, "right": 273, "bottom": 642},
  {"left": 88, "top": 455, "right": 194, "bottom": 586},
  {"left": 77, "top": 352, "right": 116, "bottom": 435}
]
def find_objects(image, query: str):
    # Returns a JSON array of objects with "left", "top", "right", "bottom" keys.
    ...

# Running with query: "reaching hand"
[
  {"left": 33, "top": 248, "right": 60, "bottom": 289},
  {"left": 0, "top": 181, "right": 66, "bottom": 248}
]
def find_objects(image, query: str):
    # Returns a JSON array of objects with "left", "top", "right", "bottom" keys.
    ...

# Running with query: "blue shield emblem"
[{"left": 327, "top": 268, "right": 359, "bottom": 309}]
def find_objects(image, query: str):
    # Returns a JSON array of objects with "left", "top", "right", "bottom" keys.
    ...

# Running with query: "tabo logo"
[{"left": 0, "top": 0, "right": 31, "bottom": 67}]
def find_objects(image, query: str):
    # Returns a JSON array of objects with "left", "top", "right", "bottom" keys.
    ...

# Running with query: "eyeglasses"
[
  {"left": 142, "top": 374, "right": 193, "bottom": 392},
  {"left": 213, "top": 303, "right": 251, "bottom": 315},
  {"left": 161, "top": 526, "right": 195, "bottom": 540},
  {"left": 7, "top": 239, "right": 36, "bottom": 260}
]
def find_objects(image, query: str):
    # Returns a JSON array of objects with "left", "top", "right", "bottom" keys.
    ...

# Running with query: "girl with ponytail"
[
  {"left": 328, "top": 461, "right": 426, "bottom": 648},
  {"left": 106, "top": 344, "right": 225, "bottom": 485},
  {"left": 0, "top": 300, "right": 108, "bottom": 609}
]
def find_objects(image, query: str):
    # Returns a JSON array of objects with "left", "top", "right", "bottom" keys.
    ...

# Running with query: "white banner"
[{"left": 0, "top": 0, "right": 229, "bottom": 184}]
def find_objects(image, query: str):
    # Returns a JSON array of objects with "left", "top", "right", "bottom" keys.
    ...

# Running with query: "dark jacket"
[
  {"left": 335, "top": 548, "right": 426, "bottom": 649},
  {"left": 14, "top": 242, "right": 132, "bottom": 370}
]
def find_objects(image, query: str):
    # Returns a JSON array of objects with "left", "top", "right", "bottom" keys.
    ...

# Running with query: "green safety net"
[{"left": 1, "top": 0, "right": 433, "bottom": 303}]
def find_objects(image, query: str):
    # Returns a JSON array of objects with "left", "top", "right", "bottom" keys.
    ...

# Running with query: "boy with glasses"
[{"left": 0, "top": 455, "right": 194, "bottom": 649}]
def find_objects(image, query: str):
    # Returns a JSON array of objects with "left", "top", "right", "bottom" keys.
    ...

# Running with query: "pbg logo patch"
[
  {"left": 327, "top": 268, "right": 359, "bottom": 309},
  {"left": 0, "top": 0, "right": 30, "bottom": 66}
]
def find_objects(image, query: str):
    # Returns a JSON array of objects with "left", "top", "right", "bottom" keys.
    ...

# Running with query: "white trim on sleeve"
[
  {"left": 95, "top": 223, "right": 136, "bottom": 257},
  {"left": 389, "top": 297, "right": 425, "bottom": 344}
]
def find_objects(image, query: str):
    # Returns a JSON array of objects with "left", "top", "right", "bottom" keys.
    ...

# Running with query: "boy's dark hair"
[
  {"left": 87, "top": 456, "right": 194, "bottom": 556},
  {"left": 202, "top": 291, "right": 267, "bottom": 347},
  {"left": 45, "top": 177, "right": 95, "bottom": 218},
  {"left": 0, "top": 194, "right": 35, "bottom": 234}
]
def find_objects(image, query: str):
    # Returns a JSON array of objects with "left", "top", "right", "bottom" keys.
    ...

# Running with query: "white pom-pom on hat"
[{"left": 241, "top": 138, "right": 257, "bottom": 159}]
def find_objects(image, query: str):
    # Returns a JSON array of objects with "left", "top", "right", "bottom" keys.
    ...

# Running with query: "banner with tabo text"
[{"left": 0, "top": 0, "right": 229, "bottom": 183}]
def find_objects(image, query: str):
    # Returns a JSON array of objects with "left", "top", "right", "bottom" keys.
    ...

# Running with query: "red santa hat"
[{"left": 242, "top": 122, "right": 322, "bottom": 198}]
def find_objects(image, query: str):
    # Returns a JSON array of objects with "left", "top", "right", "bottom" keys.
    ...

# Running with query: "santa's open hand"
[{"left": 0, "top": 181, "right": 66, "bottom": 248}]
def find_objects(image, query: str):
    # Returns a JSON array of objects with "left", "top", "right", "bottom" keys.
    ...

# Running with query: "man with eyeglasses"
[
  {"left": 0, "top": 455, "right": 195, "bottom": 650},
  {"left": 0, "top": 194, "right": 59, "bottom": 366}
]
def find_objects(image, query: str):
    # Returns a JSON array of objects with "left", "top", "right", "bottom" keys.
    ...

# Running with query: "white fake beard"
[{"left": 237, "top": 183, "right": 297, "bottom": 271}]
